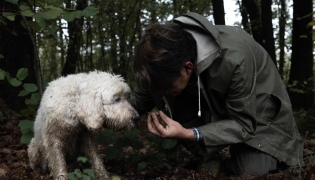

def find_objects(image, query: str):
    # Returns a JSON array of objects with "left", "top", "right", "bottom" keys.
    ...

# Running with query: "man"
[{"left": 130, "top": 12, "right": 304, "bottom": 176}]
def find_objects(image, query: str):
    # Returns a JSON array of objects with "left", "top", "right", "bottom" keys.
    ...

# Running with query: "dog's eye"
[{"left": 114, "top": 97, "right": 121, "bottom": 102}]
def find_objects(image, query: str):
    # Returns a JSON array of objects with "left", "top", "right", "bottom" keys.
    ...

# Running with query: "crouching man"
[{"left": 129, "top": 12, "right": 304, "bottom": 176}]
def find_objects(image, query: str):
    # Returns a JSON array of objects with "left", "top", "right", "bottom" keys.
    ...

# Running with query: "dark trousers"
[{"left": 227, "top": 143, "right": 277, "bottom": 176}]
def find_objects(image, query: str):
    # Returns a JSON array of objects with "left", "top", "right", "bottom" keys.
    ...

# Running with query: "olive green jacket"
[{"left": 130, "top": 12, "right": 304, "bottom": 166}]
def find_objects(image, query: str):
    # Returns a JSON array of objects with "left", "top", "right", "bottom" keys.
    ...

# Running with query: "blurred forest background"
[
  {"left": 0, "top": 0, "right": 315, "bottom": 179},
  {"left": 0, "top": 0, "right": 314, "bottom": 112}
]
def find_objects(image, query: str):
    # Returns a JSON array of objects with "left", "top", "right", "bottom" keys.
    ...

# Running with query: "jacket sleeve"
[
  {"left": 129, "top": 85, "right": 156, "bottom": 117},
  {"left": 199, "top": 55, "right": 257, "bottom": 147}
]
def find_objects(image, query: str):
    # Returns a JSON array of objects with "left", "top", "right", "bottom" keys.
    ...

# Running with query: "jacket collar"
[{"left": 174, "top": 12, "right": 220, "bottom": 76}]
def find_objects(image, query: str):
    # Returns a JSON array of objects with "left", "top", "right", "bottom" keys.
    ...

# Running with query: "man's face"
[{"left": 167, "top": 62, "right": 193, "bottom": 96}]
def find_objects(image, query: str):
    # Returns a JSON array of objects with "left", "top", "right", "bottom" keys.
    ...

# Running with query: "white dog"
[{"left": 27, "top": 71, "right": 139, "bottom": 180}]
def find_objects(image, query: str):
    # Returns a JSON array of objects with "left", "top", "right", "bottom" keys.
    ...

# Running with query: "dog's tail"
[{"left": 28, "top": 138, "right": 44, "bottom": 169}]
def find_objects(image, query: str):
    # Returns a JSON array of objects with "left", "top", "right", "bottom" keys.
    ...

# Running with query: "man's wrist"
[{"left": 192, "top": 127, "right": 203, "bottom": 144}]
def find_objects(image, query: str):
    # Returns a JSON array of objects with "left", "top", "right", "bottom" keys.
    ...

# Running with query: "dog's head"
[{"left": 75, "top": 71, "right": 139, "bottom": 131}]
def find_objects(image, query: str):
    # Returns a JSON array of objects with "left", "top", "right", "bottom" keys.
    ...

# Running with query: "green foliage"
[
  {"left": 137, "top": 162, "right": 148, "bottom": 171},
  {"left": 161, "top": 138, "right": 177, "bottom": 150},
  {"left": 0, "top": 68, "right": 6, "bottom": 80},
  {"left": 68, "top": 169, "right": 96, "bottom": 180},
  {"left": 1, "top": 0, "right": 99, "bottom": 37},
  {"left": 18, "top": 120, "right": 34, "bottom": 144},
  {"left": 0, "top": 68, "right": 40, "bottom": 143},
  {"left": 96, "top": 128, "right": 180, "bottom": 175},
  {"left": 77, "top": 156, "right": 88, "bottom": 163}
]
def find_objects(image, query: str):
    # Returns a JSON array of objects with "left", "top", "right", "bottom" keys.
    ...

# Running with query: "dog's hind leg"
[
  {"left": 28, "top": 138, "right": 43, "bottom": 169},
  {"left": 81, "top": 131, "right": 109, "bottom": 178},
  {"left": 44, "top": 135, "right": 68, "bottom": 180}
]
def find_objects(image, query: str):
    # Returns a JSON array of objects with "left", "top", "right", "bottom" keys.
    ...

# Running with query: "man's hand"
[{"left": 147, "top": 111, "right": 194, "bottom": 141}]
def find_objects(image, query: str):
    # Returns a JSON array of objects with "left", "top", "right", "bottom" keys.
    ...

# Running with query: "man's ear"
[{"left": 184, "top": 61, "right": 194, "bottom": 75}]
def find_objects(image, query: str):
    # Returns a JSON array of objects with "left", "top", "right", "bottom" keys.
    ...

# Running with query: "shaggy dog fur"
[{"left": 27, "top": 71, "right": 139, "bottom": 180}]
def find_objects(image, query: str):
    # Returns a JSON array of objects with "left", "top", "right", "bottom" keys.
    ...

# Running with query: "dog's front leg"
[
  {"left": 45, "top": 137, "right": 68, "bottom": 180},
  {"left": 81, "top": 131, "right": 109, "bottom": 178}
]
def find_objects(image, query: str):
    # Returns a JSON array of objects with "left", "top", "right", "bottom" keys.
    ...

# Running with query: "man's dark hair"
[{"left": 134, "top": 22, "right": 197, "bottom": 96}]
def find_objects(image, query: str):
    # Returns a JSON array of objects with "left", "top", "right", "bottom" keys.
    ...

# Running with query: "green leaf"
[
  {"left": 18, "top": 90, "right": 30, "bottom": 96},
  {"left": 21, "top": 108, "right": 35, "bottom": 116},
  {"left": 146, "top": 133, "right": 161, "bottom": 143},
  {"left": 130, "top": 153, "right": 142, "bottom": 165},
  {"left": 77, "top": 156, "right": 88, "bottom": 163},
  {"left": 68, "top": 169, "right": 82, "bottom": 179},
  {"left": 19, "top": 4, "right": 30, "bottom": 11},
  {"left": 20, "top": 130, "right": 33, "bottom": 144},
  {"left": 5, "top": 0, "right": 18, "bottom": 5},
  {"left": 31, "top": 92, "right": 41, "bottom": 104},
  {"left": 25, "top": 98, "right": 37, "bottom": 105},
  {"left": 0, "top": 17, "right": 7, "bottom": 26},
  {"left": 115, "top": 137, "right": 131, "bottom": 148},
  {"left": 82, "top": 6, "right": 99, "bottom": 17},
  {"left": 82, "top": 169, "right": 95, "bottom": 179},
  {"left": 111, "top": 175, "right": 122, "bottom": 180},
  {"left": 62, "top": 11, "right": 76, "bottom": 22},
  {"left": 73, "top": 11, "right": 83, "bottom": 18},
  {"left": 68, "top": 172, "right": 76, "bottom": 179},
  {"left": 81, "top": 175, "right": 92, "bottom": 180},
  {"left": 161, "top": 139, "right": 177, "bottom": 150},
  {"left": 104, "top": 146, "right": 121, "bottom": 160},
  {"left": 46, "top": 27, "right": 57, "bottom": 36},
  {"left": 21, "top": 10, "right": 35, "bottom": 17},
  {"left": 23, "top": 83, "right": 38, "bottom": 92},
  {"left": 9, "top": 78, "right": 22, "bottom": 87},
  {"left": 41, "top": 8, "right": 63, "bottom": 19},
  {"left": 16, "top": 68, "right": 29, "bottom": 81},
  {"left": 27, "top": 21, "right": 42, "bottom": 31},
  {"left": 34, "top": 14, "right": 46, "bottom": 28},
  {"left": 124, "top": 129, "right": 139, "bottom": 140},
  {"left": 137, "top": 162, "right": 148, "bottom": 171},
  {"left": 97, "top": 129, "right": 118, "bottom": 144},
  {"left": 18, "top": 120, "right": 34, "bottom": 130},
  {"left": 0, "top": 68, "right": 6, "bottom": 80},
  {"left": 2, "top": 12, "right": 15, "bottom": 21},
  {"left": 129, "top": 139, "right": 144, "bottom": 150}
]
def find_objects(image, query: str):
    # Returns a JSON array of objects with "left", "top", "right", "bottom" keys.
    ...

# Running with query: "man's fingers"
[
  {"left": 147, "top": 114, "right": 159, "bottom": 135},
  {"left": 159, "top": 111, "right": 172, "bottom": 123},
  {"left": 147, "top": 114, "right": 154, "bottom": 131},
  {"left": 151, "top": 113, "right": 167, "bottom": 133}
]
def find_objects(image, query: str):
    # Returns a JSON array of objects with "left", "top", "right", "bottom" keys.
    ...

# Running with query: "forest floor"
[{"left": 0, "top": 98, "right": 315, "bottom": 180}]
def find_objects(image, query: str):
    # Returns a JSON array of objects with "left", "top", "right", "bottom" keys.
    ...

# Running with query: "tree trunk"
[
  {"left": 261, "top": 0, "right": 277, "bottom": 66},
  {"left": 61, "top": 0, "right": 87, "bottom": 76},
  {"left": 238, "top": 0, "right": 250, "bottom": 33},
  {"left": 0, "top": 1, "right": 37, "bottom": 110},
  {"left": 278, "top": 0, "right": 287, "bottom": 78},
  {"left": 287, "top": 0, "right": 314, "bottom": 110},
  {"left": 242, "top": 0, "right": 263, "bottom": 45},
  {"left": 212, "top": 0, "right": 225, "bottom": 25}
]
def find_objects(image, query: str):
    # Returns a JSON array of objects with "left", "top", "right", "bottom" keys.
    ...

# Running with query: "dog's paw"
[
  {"left": 55, "top": 174, "right": 68, "bottom": 180},
  {"left": 95, "top": 171, "right": 109, "bottom": 179}
]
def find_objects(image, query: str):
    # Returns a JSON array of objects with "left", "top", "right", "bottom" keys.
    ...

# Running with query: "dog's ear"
[{"left": 75, "top": 82, "right": 104, "bottom": 130}]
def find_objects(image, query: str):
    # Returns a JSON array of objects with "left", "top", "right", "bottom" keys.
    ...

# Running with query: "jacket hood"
[
  {"left": 173, "top": 12, "right": 221, "bottom": 117},
  {"left": 174, "top": 12, "right": 221, "bottom": 76}
]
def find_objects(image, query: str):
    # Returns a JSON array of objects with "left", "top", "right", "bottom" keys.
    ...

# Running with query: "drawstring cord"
[{"left": 198, "top": 76, "right": 201, "bottom": 117}]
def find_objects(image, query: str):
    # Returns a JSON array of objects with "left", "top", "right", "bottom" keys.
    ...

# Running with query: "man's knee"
[{"left": 228, "top": 143, "right": 277, "bottom": 176}]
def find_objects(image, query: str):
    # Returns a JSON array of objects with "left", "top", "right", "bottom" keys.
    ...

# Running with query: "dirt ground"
[{"left": 0, "top": 99, "right": 315, "bottom": 180}]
